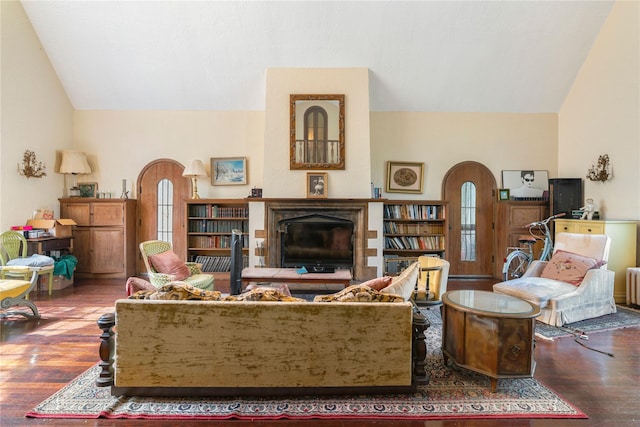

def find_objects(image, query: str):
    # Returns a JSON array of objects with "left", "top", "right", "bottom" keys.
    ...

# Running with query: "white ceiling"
[{"left": 20, "top": 1, "right": 615, "bottom": 113}]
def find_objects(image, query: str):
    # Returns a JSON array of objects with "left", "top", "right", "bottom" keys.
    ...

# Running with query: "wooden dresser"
[
  {"left": 495, "top": 201, "right": 549, "bottom": 279},
  {"left": 554, "top": 218, "right": 637, "bottom": 304},
  {"left": 60, "top": 198, "right": 137, "bottom": 279}
]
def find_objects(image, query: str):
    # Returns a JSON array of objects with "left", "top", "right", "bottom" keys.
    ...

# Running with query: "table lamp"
[
  {"left": 59, "top": 150, "right": 92, "bottom": 197},
  {"left": 182, "top": 159, "right": 208, "bottom": 199}
]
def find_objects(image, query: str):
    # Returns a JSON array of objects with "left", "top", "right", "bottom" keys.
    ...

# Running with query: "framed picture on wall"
[
  {"left": 501, "top": 170, "right": 549, "bottom": 200},
  {"left": 307, "top": 172, "right": 328, "bottom": 199},
  {"left": 211, "top": 157, "right": 247, "bottom": 185},
  {"left": 386, "top": 161, "right": 424, "bottom": 193},
  {"left": 497, "top": 188, "right": 510, "bottom": 201}
]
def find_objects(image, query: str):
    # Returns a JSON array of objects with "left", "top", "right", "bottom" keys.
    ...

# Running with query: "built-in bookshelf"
[
  {"left": 186, "top": 199, "right": 249, "bottom": 272},
  {"left": 383, "top": 200, "right": 447, "bottom": 274}
]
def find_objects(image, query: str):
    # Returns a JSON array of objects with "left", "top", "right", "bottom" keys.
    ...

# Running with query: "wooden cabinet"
[
  {"left": 186, "top": 199, "right": 249, "bottom": 273},
  {"left": 383, "top": 201, "right": 447, "bottom": 274},
  {"left": 554, "top": 219, "right": 637, "bottom": 304},
  {"left": 59, "top": 198, "right": 137, "bottom": 279},
  {"left": 495, "top": 201, "right": 549, "bottom": 279}
]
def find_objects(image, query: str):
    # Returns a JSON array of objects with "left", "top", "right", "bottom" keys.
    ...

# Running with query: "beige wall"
[
  {"left": 370, "top": 112, "right": 558, "bottom": 200},
  {"left": 559, "top": 0, "right": 640, "bottom": 222},
  {"left": 1, "top": 0, "right": 73, "bottom": 228}
]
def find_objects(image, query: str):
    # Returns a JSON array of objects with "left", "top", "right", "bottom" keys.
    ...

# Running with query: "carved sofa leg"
[
  {"left": 412, "top": 305, "right": 430, "bottom": 385},
  {"left": 96, "top": 312, "right": 115, "bottom": 387}
]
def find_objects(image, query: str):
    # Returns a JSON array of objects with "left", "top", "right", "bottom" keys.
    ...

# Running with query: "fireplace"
[
  {"left": 279, "top": 214, "right": 354, "bottom": 269},
  {"left": 261, "top": 199, "right": 375, "bottom": 281}
]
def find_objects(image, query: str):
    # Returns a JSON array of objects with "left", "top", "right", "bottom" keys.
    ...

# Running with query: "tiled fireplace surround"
[{"left": 249, "top": 199, "right": 380, "bottom": 281}]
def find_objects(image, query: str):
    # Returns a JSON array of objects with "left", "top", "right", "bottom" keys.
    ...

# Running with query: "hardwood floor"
[{"left": 1, "top": 277, "right": 638, "bottom": 426}]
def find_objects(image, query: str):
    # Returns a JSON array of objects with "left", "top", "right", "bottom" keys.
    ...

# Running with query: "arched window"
[
  {"left": 157, "top": 178, "right": 174, "bottom": 243},
  {"left": 460, "top": 181, "right": 477, "bottom": 261},
  {"left": 304, "top": 106, "right": 328, "bottom": 163}
]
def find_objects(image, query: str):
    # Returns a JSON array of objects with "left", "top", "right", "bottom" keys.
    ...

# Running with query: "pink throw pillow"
[
  {"left": 540, "top": 250, "right": 599, "bottom": 285},
  {"left": 148, "top": 250, "right": 190, "bottom": 281},
  {"left": 360, "top": 276, "right": 393, "bottom": 291}
]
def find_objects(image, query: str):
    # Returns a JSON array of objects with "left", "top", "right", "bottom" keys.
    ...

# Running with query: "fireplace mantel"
[{"left": 248, "top": 198, "right": 383, "bottom": 281}]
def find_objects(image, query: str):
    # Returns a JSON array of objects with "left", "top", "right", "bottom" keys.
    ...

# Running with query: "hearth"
[{"left": 261, "top": 199, "right": 375, "bottom": 281}]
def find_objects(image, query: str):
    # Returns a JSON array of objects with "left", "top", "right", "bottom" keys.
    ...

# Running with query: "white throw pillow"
[{"left": 381, "top": 261, "right": 420, "bottom": 301}]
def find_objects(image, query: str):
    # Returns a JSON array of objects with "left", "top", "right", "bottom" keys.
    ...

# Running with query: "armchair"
[
  {"left": 0, "top": 267, "right": 40, "bottom": 318},
  {"left": 0, "top": 231, "right": 54, "bottom": 295},
  {"left": 139, "top": 240, "right": 214, "bottom": 290},
  {"left": 414, "top": 256, "right": 450, "bottom": 307},
  {"left": 493, "top": 232, "right": 614, "bottom": 326}
]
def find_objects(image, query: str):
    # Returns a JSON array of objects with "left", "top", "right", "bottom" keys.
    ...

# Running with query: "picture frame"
[
  {"left": 501, "top": 170, "right": 549, "bottom": 200},
  {"left": 211, "top": 157, "right": 247, "bottom": 185},
  {"left": 306, "top": 172, "right": 328, "bottom": 199},
  {"left": 290, "top": 94, "right": 345, "bottom": 170},
  {"left": 386, "top": 161, "right": 424, "bottom": 193},
  {"left": 78, "top": 182, "right": 98, "bottom": 198},
  {"left": 497, "top": 188, "right": 510, "bottom": 201}
]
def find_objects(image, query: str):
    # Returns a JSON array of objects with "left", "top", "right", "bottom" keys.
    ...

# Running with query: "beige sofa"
[{"left": 97, "top": 299, "right": 429, "bottom": 396}]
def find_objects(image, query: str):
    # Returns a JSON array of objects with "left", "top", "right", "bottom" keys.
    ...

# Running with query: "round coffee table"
[{"left": 441, "top": 290, "right": 541, "bottom": 392}]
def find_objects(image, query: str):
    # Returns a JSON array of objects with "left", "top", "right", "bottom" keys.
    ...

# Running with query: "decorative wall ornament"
[
  {"left": 586, "top": 154, "right": 612, "bottom": 182},
  {"left": 18, "top": 150, "right": 47, "bottom": 178}
]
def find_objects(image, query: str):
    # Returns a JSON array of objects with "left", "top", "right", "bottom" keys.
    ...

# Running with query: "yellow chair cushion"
[{"left": 0, "top": 279, "right": 32, "bottom": 299}]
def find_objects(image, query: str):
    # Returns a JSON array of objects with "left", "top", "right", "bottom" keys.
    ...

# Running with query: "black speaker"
[
  {"left": 549, "top": 178, "right": 583, "bottom": 217},
  {"left": 229, "top": 229, "right": 244, "bottom": 295}
]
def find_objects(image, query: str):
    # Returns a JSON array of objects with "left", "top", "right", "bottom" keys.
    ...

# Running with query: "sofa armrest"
[
  {"left": 522, "top": 260, "right": 547, "bottom": 277},
  {"left": 550, "top": 269, "right": 615, "bottom": 310}
]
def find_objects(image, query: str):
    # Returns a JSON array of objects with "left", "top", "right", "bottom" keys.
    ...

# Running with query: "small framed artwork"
[
  {"left": 307, "top": 172, "right": 328, "bottom": 199},
  {"left": 211, "top": 157, "right": 247, "bottom": 185},
  {"left": 386, "top": 161, "right": 424, "bottom": 193},
  {"left": 501, "top": 170, "right": 549, "bottom": 200},
  {"left": 78, "top": 182, "right": 98, "bottom": 198},
  {"left": 497, "top": 188, "right": 510, "bottom": 201}
]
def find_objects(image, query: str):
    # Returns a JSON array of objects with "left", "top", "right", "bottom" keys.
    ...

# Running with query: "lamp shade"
[
  {"left": 182, "top": 159, "right": 208, "bottom": 178},
  {"left": 59, "top": 150, "right": 92, "bottom": 174}
]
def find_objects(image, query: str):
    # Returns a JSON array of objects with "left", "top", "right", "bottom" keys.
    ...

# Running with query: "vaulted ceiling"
[{"left": 20, "top": 0, "right": 615, "bottom": 113}]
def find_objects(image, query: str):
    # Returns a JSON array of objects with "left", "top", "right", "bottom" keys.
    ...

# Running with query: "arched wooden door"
[
  {"left": 136, "top": 159, "right": 191, "bottom": 274},
  {"left": 443, "top": 161, "right": 496, "bottom": 277}
]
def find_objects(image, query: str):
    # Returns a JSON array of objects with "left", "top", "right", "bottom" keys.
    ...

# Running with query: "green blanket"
[{"left": 53, "top": 255, "right": 78, "bottom": 279}]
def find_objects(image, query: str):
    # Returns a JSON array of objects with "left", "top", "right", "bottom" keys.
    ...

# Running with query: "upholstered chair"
[
  {"left": 493, "top": 232, "right": 613, "bottom": 326},
  {"left": 139, "top": 240, "right": 214, "bottom": 290},
  {"left": 414, "top": 256, "right": 450, "bottom": 307}
]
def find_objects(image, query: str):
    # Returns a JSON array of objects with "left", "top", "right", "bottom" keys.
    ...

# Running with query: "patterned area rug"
[
  {"left": 535, "top": 305, "right": 640, "bottom": 340},
  {"left": 27, "top": 308, "right": 586, "bottom": 421}
]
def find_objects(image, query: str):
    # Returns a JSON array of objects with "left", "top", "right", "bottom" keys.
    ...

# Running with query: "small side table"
[
  {"left": 26, "top": 236, "right": 74, "bottom": 256},
  {"left": 442, "top": 290, "right": 540, "bottom": 392}
]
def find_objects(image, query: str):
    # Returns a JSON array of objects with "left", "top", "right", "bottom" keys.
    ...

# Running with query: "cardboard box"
[
  {"left": 25, "top": 219, "right": 77, "bottom": 237},
  {"left": 39, "top": 274, "right": 74, "bottom": 291}
]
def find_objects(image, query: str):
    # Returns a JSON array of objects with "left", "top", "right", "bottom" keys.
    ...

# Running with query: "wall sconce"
[
  {"left": 182, "top": 159, "right": 208, "bottom": 199},
  {"left": 18, "top": 150, "right": 47, "bottom": 178},
  {"left": 59, "top": 150, "right": 92, "bottom": 196},
  {"left": 586, "top": 154, "right": 612, "bottom": 183}
]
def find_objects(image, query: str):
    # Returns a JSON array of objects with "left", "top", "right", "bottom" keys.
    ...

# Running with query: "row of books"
[
  {"left": 189, "top": 235, "right": 249, "bottom": 249},
  {"left": 384, "top": 235, "right": 444, "bottom": 251},
  {"left": 188, "top": 220, "right": 247, "bottom": 233},
  {"left": 383, "top": 204, "right": 444, "bottom": 220},
  {"left": 188, "top": 204, "right": 249, "bottom": 218},
  {"left": 193, "top": 255, "right": 248, "bottom": 272},
  {"left": 383, "top": 221, "right": 445, "bottom": 235}
]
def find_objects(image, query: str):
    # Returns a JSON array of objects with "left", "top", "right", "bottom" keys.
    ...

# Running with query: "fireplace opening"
[{"left": 279, "top": 214, "right": 354, "bottom": 270}]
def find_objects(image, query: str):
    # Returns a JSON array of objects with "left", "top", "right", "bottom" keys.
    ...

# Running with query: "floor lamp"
[{"left": 183, "top": 160, "right": 208, "bottom": 199}]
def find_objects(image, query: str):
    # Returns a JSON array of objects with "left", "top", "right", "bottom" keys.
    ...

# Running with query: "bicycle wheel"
[{"left": 503, "top": 251, "right": 529, "bottom": 281}]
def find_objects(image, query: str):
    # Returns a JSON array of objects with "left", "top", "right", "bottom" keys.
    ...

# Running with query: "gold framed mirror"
[{"left": 290, "top": 94, "right": 345, "bottom": 170}]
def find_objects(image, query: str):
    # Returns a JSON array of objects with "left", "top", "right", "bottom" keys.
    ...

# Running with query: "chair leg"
[{"left": 47, "top": 271, "right": 53, "bottom": 295}]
